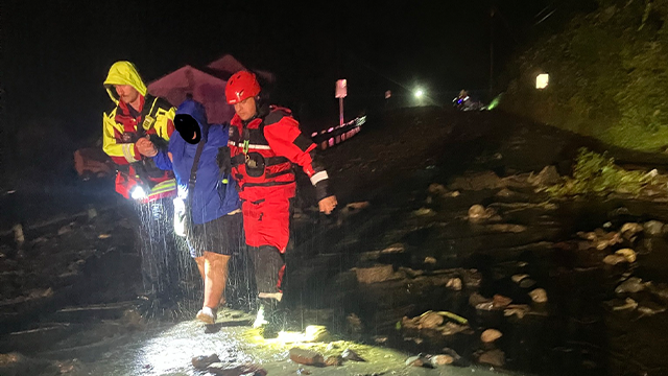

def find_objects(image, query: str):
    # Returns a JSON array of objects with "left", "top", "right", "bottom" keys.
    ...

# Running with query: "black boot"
[
  {"left": 249, "top": 245, "right": 285, "bottom": 296},
  {"left": 255, "top": 298, "right": 291, "bottom": 339}
]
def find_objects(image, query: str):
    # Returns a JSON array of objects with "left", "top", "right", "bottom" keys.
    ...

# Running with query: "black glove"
[
  {"left": 148, "top": 134, "right": 168, "bottom": 153},
  {"left": 217, "top": 146, "right": 232, "bottom": 175}
]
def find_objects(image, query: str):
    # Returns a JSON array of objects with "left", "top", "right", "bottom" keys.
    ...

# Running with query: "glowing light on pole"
[{"left": 536, "top": 74, "right": 549, "bottom": 89}]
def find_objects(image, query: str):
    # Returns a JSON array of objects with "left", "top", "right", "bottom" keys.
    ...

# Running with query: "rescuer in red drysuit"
[{"left": 221, "top": 71, "right": 337, "bottom": 309}]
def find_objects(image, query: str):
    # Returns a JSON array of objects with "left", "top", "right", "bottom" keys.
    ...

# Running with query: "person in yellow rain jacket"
[
  {"left": 102, "top": 61, "right": 183, "bottom": 307},
  {"left": 102, "top": 61, "right": 176, "bottom": 201}
]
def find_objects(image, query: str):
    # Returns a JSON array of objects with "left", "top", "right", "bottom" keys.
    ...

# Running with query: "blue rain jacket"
[{"left": 154, "top": 99, "right": 240, "bottom": 224}]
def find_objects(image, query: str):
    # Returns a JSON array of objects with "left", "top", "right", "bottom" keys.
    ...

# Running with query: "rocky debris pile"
[
  {"left": 431, "top": 159, "right": 668, "bottom": 203},
  {"left": 405, "top": 350, "right": 462, "bottom": 368},
  {"left": 288, "top": 347, "right": 366, "bottom": 367},
  {"left": 442, "top": 166, "right": 561, "bottom": 194},
  {"left": 0, "top": 352, "right": 85, "bottom": 376},
  {"left": 350, "top": 262, "right": 482, "bottom": 288},
  {"left": 568, "top": 220, "right": 668, "bottom": 319},
  {"left": 400, "top": 310, "right": 471, "bottom": 336},
  {"left": 608, "top": 276, "right": 668, "bottom": 318},
  {"left": 571, "top": 220, "right": 666, "bottom": 267}
]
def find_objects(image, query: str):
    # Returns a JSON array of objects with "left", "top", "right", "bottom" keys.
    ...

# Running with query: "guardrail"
[{"left": 311, "top": 116, "right": 366, "bottom": 150}]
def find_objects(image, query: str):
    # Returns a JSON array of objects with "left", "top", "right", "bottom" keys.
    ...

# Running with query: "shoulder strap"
[
  {"left": 187, "top": 140, "right": 206, "bottom": 205},
  {"left": 138, "top": 96, "right": 162, "bottom": 136}
]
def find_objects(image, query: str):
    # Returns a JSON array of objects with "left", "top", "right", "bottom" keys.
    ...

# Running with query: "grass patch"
[{"left": 547, "top": 148, "right": 653, "bottom": 197}]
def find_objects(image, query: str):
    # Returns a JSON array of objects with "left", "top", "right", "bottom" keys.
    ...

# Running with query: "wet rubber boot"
[
  {"left": 250, "top": 246, "right": 284, "bottom": 299},
  {"left": 249, "top": 246, "right": 286, "bottom": 338}
]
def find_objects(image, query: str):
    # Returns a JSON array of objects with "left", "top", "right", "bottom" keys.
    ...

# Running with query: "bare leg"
[
  {"left": 203, "top": 251, "right": 230, "bottom": 310},
  {"left": 194, "top": 256, "right": 206, "bottom": 285}
]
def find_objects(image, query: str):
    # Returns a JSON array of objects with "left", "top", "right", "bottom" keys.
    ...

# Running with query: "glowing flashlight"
[{"left": 131, "top": 186, "right": 147, "bottom": 200}]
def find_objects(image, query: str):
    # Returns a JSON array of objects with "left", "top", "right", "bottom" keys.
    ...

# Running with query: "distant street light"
[
  {"left": 414, "top": 89, "right": 424, "bottom": 98},
  {"left": 536, "top": 73, "right": 549, "bottom": 90}
]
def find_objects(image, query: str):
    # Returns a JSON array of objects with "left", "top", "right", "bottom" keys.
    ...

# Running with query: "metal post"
[{"left": 339, "top": 97, "right": 344, "bottom": 125}]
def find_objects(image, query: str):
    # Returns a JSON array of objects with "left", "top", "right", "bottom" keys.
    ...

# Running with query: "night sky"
[{"left": 1, "top": 0, "right": 594, "bottom": 161}]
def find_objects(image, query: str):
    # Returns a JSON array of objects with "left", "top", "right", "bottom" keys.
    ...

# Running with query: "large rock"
[
  {"left": 192, "top": 354, "right": 220, "bottom": 370},
  {"left": 413, "top": 207, "right": 436, "bottom": 216},
  {"left": 468, "top": 205, "right": 499, "bottom": 223},
  {"left": 446, "top": 278, "right": 463, "bottom": 291},
  {"left": 325, "top": 356, "right": 343, "bottom": 367},
  {"left": 481, "top": 329, "right": 503, "bottom": 343},
  {"left": 428, "top": 183, "right": 448, "bottom": 195},
  {"left": 478, "top": 349, "right": 505, "bottom": 367},
  {"left": 492, "top": 294, "right": 512, "bottom": 309},
  {"left": 449, "top": 171, "right": 504, "bottom": 191},
  {"left": 615, "top": 248, "right": 637, "bottom": 263},
  {"left": 529, "top": 288, "right": 548, "bottom": 304},
  {"left": 511, "top": 274, "right": 529, "bottom": 283},
  {"left": 621, "top": 223, "right": 643, "bottom": 239},
  {"left": 527, "top": 166, "right": 561, "bottom": 186},
  {"left": 504, "top": 304, "right": 531, "bottom": 319},
  {"left": 520, "top": 279, "right": 537, "bottom": 289},
  {"left": 353, "top": 265, "right": 400, "bottom": 284},
  {"left": 55, "top": 359, "right": 84, "bottom": 374},
  {"left": 609, "top": 297, "right": 638, "bottom": 311},
  {"left": 418, "top": 311, "right": 444, "bottom": 329},
  {"left": 341, "top": 349, "right": 366, "bottom": 362},
  {"left": 430, "top": 354, "right": 455, "bottom": 366},
  {"left": 405, "top": 355, "right": 432, "bottom": 368},
  {"left": 603, "top": 254, "right": 627, "bottom": 265},
  {"left": 381, "top": 243, "right": 405, "bottom": 254},
  {"left": 615, "top": 277, "right": 646, "bottom": 294},
  {"left": 289, "top": 348, "right": 324, "bottom": 366},
  {"left": 644, "top": 221, "right": 665, "bottom": 236}
]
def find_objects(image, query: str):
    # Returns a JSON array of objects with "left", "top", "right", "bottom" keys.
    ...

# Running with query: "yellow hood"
[{"left": 104, "top": 61, "right": 148, "bottom": 104}]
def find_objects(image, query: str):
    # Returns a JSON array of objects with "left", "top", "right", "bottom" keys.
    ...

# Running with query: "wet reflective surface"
[{"left": 69, "top": 318, "right": 506, "bottom": 376}]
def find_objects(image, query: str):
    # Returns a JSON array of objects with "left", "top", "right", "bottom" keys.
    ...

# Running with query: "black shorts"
[{"left": 188, "top": 212, "right": 243, "bottom": 258}]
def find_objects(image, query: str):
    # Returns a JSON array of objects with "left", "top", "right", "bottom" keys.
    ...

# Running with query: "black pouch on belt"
[{"left": 245, "top": 152, "right": 266, "bottom": 178}]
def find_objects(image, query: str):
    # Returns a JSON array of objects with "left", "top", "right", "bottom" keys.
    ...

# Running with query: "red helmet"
[{"left": 226, "top": 71, "right": 261, "bottom": 104}]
